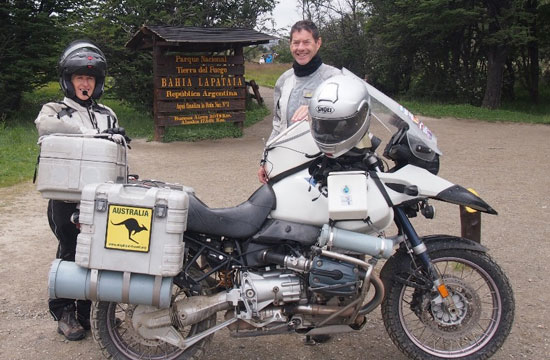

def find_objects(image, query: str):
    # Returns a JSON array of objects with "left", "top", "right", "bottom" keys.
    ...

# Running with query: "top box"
[{"left": 36, "top": 135, "right": 127, "bottom": 201}]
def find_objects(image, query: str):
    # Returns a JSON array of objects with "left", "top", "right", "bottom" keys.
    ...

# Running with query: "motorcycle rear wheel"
[
  {"left": 382, "top": 248, "right": 514, "bottom": 360},
  {"left": 91, "top": 269, "right": 215, "bottom": 360}
]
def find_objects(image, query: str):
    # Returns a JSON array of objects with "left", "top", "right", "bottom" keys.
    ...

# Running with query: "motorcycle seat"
[{"left": 186, "top": 184, "right": 276, "bottom": 239}]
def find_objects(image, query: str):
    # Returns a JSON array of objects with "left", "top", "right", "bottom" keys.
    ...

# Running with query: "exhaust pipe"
[
  {"left": 128, "top": 291, "right": 237, "bottom": 350},
  {"left": 173, "top": 292, "right": 233, "bottom": 327},
  {"left": 48, "top": 259, "right": 173, "bottom": 308},
  {"left": 293, "top": 304, "right": 356, "bottom": 317}
]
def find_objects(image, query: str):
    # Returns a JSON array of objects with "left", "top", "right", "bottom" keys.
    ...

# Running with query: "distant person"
[
  {"left": 258, "top": 20, "right": 340, "bottom": 183},
  {"left": 35, "top": 40, "right": 121, "bottom": 341},
  {"left": 259, "top": 55, "right": 265, "bottom": 64}
]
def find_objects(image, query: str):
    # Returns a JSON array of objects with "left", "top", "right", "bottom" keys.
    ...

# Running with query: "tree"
[
  {"left": 514, "top": 0, "right": 550, "bottom": 103},
  {"left": 364, "top": 0, "right": 542, "bottom": 108},
  {"left": 366, "top": 0, "right": 490, "bottom": 101},
  {"left": 80, "top": 0, "right": 277, "bottom": 110},
  {"left": 0, "top": 0, "right": 75, "bottom": 119},
  {"left": 271, "top": 38, "right": 293, "bottom": 63},
  {"left": 318, "top": 1, "right": 370, "bottom": 78},
  {"left": 481, "top": 0, "right": 514, "bottom": 109},
  {"left": 293, "top": 1, "right": 372, "bottom": 82},
  {"left": 539, "top": 2, "right": 550, "bottom": 86}
]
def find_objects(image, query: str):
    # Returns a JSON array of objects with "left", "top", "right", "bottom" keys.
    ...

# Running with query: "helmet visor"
[{"left": 310, "top": 104, "right": 369, "bottom": 145}]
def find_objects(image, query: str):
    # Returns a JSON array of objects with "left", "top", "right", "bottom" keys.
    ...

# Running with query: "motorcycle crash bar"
[
  {"left": 318, "top": 224, "right": 395, "bottom": 258},
  {"left": 48, "top": 259, "right": 173, "bottom": 308}
]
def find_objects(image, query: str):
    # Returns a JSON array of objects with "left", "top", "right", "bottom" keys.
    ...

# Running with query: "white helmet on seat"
[{"left": 308, "top": 73, "right": 371, "bottom": 158}]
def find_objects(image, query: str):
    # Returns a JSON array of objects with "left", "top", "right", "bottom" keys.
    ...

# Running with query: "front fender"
[
  {"left": 436, "top": 185, "right": 497, "bottom": 214},
  {"left": 378, "top": 165, "right": 497, "bottom": 214},
  {"left": 380, "top": 235, "right": 487, "bottom": 288}
]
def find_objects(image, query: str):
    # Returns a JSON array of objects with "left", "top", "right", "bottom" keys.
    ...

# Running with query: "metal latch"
[
  {"left": 96, "top": 199, "right": 108, "bottom": 212},
  {"left": 155, "top": 204, "right": 168, "bottom": 218}
]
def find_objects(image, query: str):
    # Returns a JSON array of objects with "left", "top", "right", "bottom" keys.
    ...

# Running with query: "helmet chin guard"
[
  {"left": 58, "top": 40, "right": 107, "bottom": 100},
  {"left": 309, "top": 73, "right": 371, "bottom": 158}
]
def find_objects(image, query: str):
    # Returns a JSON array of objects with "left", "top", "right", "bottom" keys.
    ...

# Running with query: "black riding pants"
[{"left": 47, "top": 200, "right": 91, "bottom": 321}]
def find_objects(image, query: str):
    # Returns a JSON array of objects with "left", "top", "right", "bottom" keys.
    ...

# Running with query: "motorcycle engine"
[
  {"left": 240, "top": 270, "right": 302, "bottom": 313},
  {"left": 308, "top": 256, "right": 362, "bottom": 296},
  {"left": 237, "top": 256, "right": 362, "bottom": 313}
]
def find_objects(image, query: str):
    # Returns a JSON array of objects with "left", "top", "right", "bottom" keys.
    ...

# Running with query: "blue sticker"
[{"left": 306, "top": 177, "right": 317, "bottom": 185}]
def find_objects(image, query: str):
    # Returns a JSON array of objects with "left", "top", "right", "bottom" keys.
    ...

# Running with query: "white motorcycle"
[{"left": 43, "top": 71, "right": 514, "bottom": 360}]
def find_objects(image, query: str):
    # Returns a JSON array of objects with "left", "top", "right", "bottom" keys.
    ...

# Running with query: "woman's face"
[{"left": 71, "top": 74, "right": 96, "bottom": 100}]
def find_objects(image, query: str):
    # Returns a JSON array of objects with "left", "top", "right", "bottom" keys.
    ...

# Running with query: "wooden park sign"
[
  {"left": 155, "top": 53, "right": 246, "bottom": 127},
  {"left": 126, "top": 25, "right": 276, "bottom": 140}
]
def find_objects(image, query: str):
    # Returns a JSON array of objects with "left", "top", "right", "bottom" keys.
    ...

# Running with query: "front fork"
[{"left": 394, "top": 207, "right": 458, "bottom": 315}]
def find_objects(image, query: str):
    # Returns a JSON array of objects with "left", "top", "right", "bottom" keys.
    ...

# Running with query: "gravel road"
[{"left": 0, "top": 86, "right": 549, "bottom": 359}]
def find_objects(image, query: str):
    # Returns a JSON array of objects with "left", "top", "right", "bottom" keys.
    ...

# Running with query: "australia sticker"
[{"left": 105, "top": 204, "right": 153, "bottom": 252}]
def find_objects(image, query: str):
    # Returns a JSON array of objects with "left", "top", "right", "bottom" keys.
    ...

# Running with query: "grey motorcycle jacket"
[
  {"left": 35, "top": 97, "right": 118, "bottom": 137},
  {"left": 269, "top": 64, "right": 341, "bottom": 141}
]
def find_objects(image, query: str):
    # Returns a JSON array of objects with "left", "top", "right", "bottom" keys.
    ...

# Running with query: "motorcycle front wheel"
[
  {"left": 382, "top": 248, "right": 514, "bottom": 360},
  {"left": 90, "top": 268, "right": 215, "bottom": 360}
]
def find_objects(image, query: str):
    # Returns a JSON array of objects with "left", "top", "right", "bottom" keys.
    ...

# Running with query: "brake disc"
[{"left": 419, "top": 276, "right": 482, "bottom": 339}]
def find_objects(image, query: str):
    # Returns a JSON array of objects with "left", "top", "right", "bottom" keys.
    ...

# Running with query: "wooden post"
[
  {"left": 234, "top": 46, "right": 245, "bottom": 129},
  {"left": 460, "top": 206, "right": 481, "bottom": 243},
  {"left": 249, "top": 80, "right": 263, "bottom": 105},
  {"left": 152, "top": 37, "right": 164, "bottom": 141},
  {"left": 154, "top": 125, "right": 165, "bottom": 142}
]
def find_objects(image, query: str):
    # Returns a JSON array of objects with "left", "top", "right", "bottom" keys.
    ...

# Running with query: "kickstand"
[{"left": 304, "top": 335, "right": 316, "bottom": 346}]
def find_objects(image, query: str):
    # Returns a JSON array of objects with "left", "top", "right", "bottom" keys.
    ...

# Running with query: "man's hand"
[
  {"left": 290, "top": 105, "right": 309, "bottom": 123},
  {"left": 258, "top": 165, "right": 269, "bottom": 184}
]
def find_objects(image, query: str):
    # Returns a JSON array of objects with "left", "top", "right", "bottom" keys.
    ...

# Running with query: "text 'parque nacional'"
[{"left": 174, "top": 55, "right": 228, "bottom": 64}]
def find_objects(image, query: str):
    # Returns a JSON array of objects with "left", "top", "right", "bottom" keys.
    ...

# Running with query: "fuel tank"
[
  {"left": 269, "top": 168, "right": 393, "bottom": 234},
  {"left": 265, "top": 121, "right": 393, "bottom": 234}
]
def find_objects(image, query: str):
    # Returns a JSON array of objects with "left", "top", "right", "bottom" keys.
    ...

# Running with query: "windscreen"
[{"left": 341, "top": 69, "right": 442, "bottom": 161}]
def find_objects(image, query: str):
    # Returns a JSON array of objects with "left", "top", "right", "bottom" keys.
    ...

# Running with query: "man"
[
  {"left": 258, "top": 20, "right": 340, "bottom": 183},
  {"left": 35, "top": 40, "right": 120, "bottom": 341}
]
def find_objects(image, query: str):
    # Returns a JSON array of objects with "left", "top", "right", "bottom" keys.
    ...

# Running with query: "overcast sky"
[{"left": 272, "top": 0, "right": 302, "bottom": 30}]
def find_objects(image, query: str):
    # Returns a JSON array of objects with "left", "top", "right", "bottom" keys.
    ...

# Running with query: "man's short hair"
[{"left": 290, "top": 20, "right": 320, "bottom": 41}]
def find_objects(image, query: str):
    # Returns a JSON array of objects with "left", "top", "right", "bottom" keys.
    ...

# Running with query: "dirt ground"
[{"left": 0, "top": 86, "right": 549, "bottom": 359}]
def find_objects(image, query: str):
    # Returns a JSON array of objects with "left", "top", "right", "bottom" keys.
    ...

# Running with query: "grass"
[
  {"left": 0, "top": 81, "right": 270, "bottom": 187},
  {"left": 400, "top": 94, "right": 550, "bottom": 124},
  {"left": 0, "top": 122, "right": 39, "bottom": 187},
  {"left": 0, "top": 82, "right": 156, "bottom": 187},
  {"left": 2, "top": 68, "right": 548, "bottom": 188},
  {"left": 245, "top": 62, "right": 550, "bottom": 124},
  {"left": 101, "top": 99, "right": 154, "bottom": 139},
  {"left": 0, "top": 83, "right": 58, "bottom": 187},
  {"left": 245, "top": 62, "right": 292, "bottom": 88}
]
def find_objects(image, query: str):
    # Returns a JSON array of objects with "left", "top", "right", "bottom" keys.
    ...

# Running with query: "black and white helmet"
[
  {"left": 308, "top": 73, "right": 371, "bottom": 158},
  {"left": 58, "top": 40, "right": 107, "bottom": 99}
]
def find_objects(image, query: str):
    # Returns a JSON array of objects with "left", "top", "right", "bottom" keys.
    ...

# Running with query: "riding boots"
[{"left": 57, "top": 304, "right": 86, "bottom": 341}]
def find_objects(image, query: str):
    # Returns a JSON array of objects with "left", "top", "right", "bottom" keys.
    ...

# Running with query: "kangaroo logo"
[{"left": 110, "top": 218, "right": 148, "bottom": 244}]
